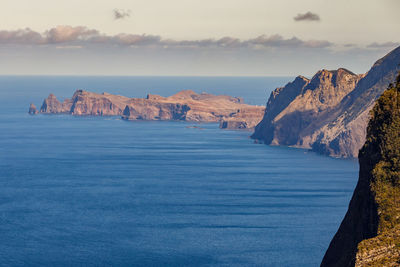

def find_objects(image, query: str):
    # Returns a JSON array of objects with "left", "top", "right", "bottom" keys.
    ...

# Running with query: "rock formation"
[
  {"left": 321, "top": 73, "right": 400, "bottom": 267},
  {"left": 219, "top": 108, "right": 265, "bottom": 129},
  {"left": 33, "top": 89, "right": 264, "bottom": 129},
  {"left": 252, "top": 46, "right": 400, "bottom": 158},
  {"left": 28, "top": 103, "right": 38, "bottom": 115},
  {"left": 39, "top": 90, "right": 131, "bottom": 115}
]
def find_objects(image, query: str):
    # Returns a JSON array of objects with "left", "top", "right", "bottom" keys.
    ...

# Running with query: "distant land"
[
  {"left": 29, "top": 46, "right": 400, "bottom": 159},
  {"left": 252, "top": 46, "right": 400, "bottom": 158},
  {"left": 30, "top": 90, "right": 265, "bottom": 130}
]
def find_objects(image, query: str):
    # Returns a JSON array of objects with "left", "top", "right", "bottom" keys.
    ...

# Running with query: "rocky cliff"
[
  {"left": 35, "top": 89, "right": 264, "bottom": 128},
  {"left": 252, "top": 46, "right": 400, "bottom": 157},
  {"left": 218, "top": 107, "right": 266, "bottom": 130},
  {"left": 40, "top": 90, "right": 131, "bottom": 115},
  {"left": 321, "top": 73, "right": 400, "bottom": 267}
]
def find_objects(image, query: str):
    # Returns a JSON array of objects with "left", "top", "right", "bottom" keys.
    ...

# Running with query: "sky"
[{"left": 0, "top": 0, "right": 399, "bottom": 76}]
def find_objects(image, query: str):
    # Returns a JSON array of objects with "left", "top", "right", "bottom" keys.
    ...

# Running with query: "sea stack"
[{"left": 28, "top": 103, "right": 38, "bottom": 115}]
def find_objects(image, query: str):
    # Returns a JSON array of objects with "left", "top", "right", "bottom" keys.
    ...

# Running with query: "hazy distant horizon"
[{"left": 0, "top": 0, "right": 399, "bottom": 76}]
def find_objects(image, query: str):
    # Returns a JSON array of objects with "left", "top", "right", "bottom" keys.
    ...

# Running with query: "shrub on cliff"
[{"left": 357, "top": 72, "right": 400, "bottom": 265}]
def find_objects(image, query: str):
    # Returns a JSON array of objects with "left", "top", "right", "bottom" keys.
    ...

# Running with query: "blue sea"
[{"left": 0, "top": 76, "right": 358, "bottom": 266}]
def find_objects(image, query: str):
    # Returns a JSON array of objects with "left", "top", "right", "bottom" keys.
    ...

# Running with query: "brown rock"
[
  {"left": 252, "top": 46, "right": 400, "bottom": 158},
  {"left": 40, "top": 93, "right": 71, "bottom": 113},
  {"left": 35, "top": 89, "right": 264, "bottom": 128},
  {"left": 219, "top": 108, "right": 265, "bottom": 130}
]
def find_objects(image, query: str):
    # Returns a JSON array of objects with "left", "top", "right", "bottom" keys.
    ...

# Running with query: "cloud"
[
  {"left": 246, "top": 35, "right": 332, "bottom": 48},
  {"left": 0, "top": 25, "right": 334, "bottom": 49},
  {"left": 0, "top": 28, "right": 44, "bottom": 44},
  {"left": 46, "top": 26, "right": 99, "bottom": 43},
  {"left": 113, "top": 9, "right": 131, "bottom": 20},
  {"left": 367, "top": 41, "right": 400, "bottom": 48},
  {"left": 294, "top": 12, "right": 320, "bottom": 22}
]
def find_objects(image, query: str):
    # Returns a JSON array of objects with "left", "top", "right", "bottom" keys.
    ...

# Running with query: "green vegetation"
[{"left": 357, "top": 72, "right": 400, "bottom": 266}]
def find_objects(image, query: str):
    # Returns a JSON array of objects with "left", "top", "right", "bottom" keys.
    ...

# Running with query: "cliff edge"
[{"left": 321, "top": 73, "right": 400, "bottom": 267}]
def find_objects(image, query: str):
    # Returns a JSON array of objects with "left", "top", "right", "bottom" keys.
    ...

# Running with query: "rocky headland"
[
  {"left": 321, "top": 73, "right": 400, "bottom": 267},
  {"left": 33, "top": 89, "right": 264, "bottom": 129},
  {"left": 252, "top": 46, "right": 400, "bottom": 158}
]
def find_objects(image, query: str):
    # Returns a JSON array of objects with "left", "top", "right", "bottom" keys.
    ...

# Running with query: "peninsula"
[{"left": 31, "top": 89, "right": 265, "bottom": 130}]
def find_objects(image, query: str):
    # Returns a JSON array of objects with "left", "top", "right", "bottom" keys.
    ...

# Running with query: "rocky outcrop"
[
  {"left": 39, "top": 90, "right": 130, "bottom": 115},
  {"left": 252, "top": 46, "right": 400, "bottom": 158},
  {"left": 28, "top": 103, "right": 38, "bottom": 115},
  {"left": 33, "top": 89, "right": 264, "bottom": 128},
  {"left": 321, "top": 74, "right": 400, "bottom": 267},
  {"left": 122, "top": 101, "right": 191, "bottom": 121},
  {"left": 219, "top": 108, "right": 266, "bottom": 130}
]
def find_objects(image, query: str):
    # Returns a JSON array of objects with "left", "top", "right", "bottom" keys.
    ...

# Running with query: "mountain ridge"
[{"left": 252, "top": 46, "right": 400, "bottom": 158}]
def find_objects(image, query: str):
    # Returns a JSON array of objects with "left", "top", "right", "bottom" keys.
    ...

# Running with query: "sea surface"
[{"left": 0, "top": 76, "right": 358, "bottom": 266}]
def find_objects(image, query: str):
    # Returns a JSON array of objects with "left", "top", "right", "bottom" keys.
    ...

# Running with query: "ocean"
[{"left": 0, "top": 76, "right": 358, "bottom": 266}]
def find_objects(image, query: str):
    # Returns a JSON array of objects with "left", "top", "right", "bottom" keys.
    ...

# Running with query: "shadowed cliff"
[{"left": 321, "top": 73, "right": 400, "bottom": 267}]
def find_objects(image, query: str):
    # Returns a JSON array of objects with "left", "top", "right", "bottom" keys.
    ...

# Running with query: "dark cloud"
[
  {"left": 113, "top": 9, "right": 131, "bottom": 20},
  {"left": 0, "top": 25, "right": 333, "bottom": 49},
  {"left": 367, "top": 41, "right": 400, "bottom": 48},
  {"left": 294, "top": 12, "right": 320, "bottom": 22}
]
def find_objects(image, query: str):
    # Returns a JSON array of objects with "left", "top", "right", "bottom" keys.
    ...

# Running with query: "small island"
[{"left": 31, "top": 89, "right": 265, "bottom": 130}]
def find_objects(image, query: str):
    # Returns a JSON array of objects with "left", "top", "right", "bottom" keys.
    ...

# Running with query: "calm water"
[{"left": 0, "top": 76, "right": 358, "bottom": 266}]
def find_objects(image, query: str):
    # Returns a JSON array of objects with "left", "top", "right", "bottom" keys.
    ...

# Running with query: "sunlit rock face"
[{"left": 252, "top": 46, "right": 400, "bottom": 158}]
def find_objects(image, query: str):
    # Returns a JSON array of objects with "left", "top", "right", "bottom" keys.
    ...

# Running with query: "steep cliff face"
[
  {"left": 252, "top": 68, "right": 362, "bottom": 148},
  {"left": 311, "top": 46, "right": 400, "bottom": 157},
  {"left": 40, "top": 93, "right": 71, "bottom": 113},
  {"left": 40, "top": 90, "right": 131, "bottom": 115},
  {"left": 321, "top": 74, "right": 400, "bottom": 267},
  {"left": 252, "top": 46, "right": 400, "bottom": 158},
  {"left": 272, "top": 68, "right": 361, "bottom": 147},
  {"left": 251, "top": 75, "right": 309, "bottom": 142},
  {"left": 35, "top": 89, "right": 264, "bottom": 128}
]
